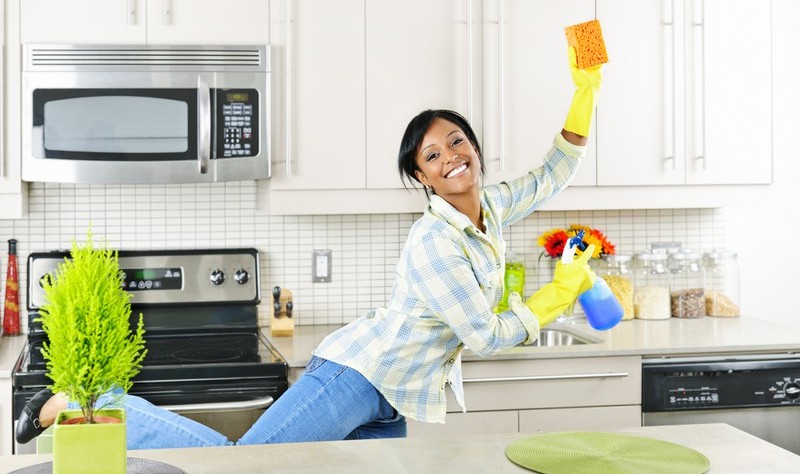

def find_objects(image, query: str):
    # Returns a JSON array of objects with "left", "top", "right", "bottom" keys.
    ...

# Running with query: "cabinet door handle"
[
  {"left": 463, "top": 372, "right": 629, "bottom": 383},
  {"left": 663, "top": 0, "right": 676, "bottom": 170},
  {"left": 197, "top": 75, "right": 211, "bottom": 174},
  {"left": 126, "top": 0, "right": 137, "bottom": 26},
  {"left": 284, "top": 0, "right": 294, "bottom": 176},
  {"left": 692, "top": 0, "right": 706, "bottom": 170},
  {"left": 162, "top": 0, "right": 173, "bottom": 26}
]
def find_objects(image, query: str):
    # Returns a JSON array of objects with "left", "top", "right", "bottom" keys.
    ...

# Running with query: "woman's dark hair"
[{"left": 397, "top": 109, "right": 485, "bottom": 198}]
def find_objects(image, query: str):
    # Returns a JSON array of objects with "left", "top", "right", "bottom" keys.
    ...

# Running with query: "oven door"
[
  {"left": 13, "top": 383, "right": 278, "bottom": 455},
  {"left": 21, "top": 45, "right": 269, "bottom": 184},
  {"left": 134, "top": 379, "right": 279, "bottom": 443}
]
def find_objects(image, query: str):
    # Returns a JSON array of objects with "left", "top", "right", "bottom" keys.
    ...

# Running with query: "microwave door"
[{"left": 23, "top": 74, "right": 215, "bottom": 184}]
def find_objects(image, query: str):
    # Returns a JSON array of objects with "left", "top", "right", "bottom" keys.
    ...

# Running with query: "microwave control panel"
[{"left": 217, "top": 89, "right": 259, "bottom": 158}]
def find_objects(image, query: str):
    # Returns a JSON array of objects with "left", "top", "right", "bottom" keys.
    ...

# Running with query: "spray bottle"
[{"left": 562, "top": 231, "right": 623, "bottom": 330}]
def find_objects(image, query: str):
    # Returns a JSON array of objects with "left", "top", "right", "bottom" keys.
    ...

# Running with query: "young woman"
[{"left": 17, "top": 47, "right": 602, "bottom": 448}]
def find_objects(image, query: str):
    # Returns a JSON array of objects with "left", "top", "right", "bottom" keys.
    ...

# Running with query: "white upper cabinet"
[
  {"left": 686, "top": 0, "right": 771, "bottom": 185},
  {"left": 267, "top": 0, "right": 365, "bottom": 192},
  {"left": 264, "top": 0, "right": 774, "bottom": 214},
  {"left": 269, "top": 0, "right": 473, "bottom": 192},
  {"left": 482, "top": 0, "right": 597, "bottom": 187},
  {"left": 365, "top": 0, "right": 479, "bottom": 190},
  {"left": 21, "top": 0, "right": 146, "bottom": 44},
  {"left": 596, "top": 0, "right": 771, "bottom": 186},
  {"left": 1, "top": 0, "right": 26, "bottom": 220},
  {"left": 146, "top": 0, "right": 269, "bottom": 44},
  {"left": 20, "top": 0, "right": 269, "bottom": 44},
  {"left": 261, "top": 0, "right": 433, "bottom": 213}
]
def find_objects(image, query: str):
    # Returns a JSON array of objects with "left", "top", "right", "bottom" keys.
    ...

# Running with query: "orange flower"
[{"left": 537, "top": 224, "right": 616, "bottom": 260}]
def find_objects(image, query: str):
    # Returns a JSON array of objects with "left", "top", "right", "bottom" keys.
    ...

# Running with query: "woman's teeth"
[{"left": 446, "top": 163, "right": 467, "bottom": 178}]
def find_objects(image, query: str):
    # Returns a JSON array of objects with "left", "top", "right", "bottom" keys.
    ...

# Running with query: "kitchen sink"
[
  {"left": 529, "top": 328, "right": 593, "bottom": 346},
  {"left": 525, "top": 325, "right": 602, "bottom": 347},
  {"left": 464, "top": 324, "right": 601, "bottom": 358}
]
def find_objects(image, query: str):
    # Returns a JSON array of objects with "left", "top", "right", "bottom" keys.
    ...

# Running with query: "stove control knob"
[
  {"left": 785, "top": 382, "right": 800, "bottom": 400},
  {"left": 209, "top": 269, "right": 225, "bottom": 285},
  {"left": 234, "top": 269, "right": 249, "bottom": 285}
]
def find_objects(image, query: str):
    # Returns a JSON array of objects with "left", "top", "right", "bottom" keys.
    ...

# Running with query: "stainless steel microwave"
[{"left": 22, "top": 44, "right": 270, "bottom": 184}]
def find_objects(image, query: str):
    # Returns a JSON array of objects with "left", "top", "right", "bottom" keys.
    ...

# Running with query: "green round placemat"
[{"left": 506, "top": 431, "right": 710, "bottom": 474}]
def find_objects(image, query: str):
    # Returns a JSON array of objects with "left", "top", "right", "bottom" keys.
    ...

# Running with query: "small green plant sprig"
[{"left": 38, "top": 230, "right": 146, "bottom": 424}]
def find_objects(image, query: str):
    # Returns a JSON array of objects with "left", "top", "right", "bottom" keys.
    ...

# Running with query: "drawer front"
[
  {"left": 519, "top": 405, "right": 642, "bottom": 433},
  {"left": 407, "top": 410, "right": 518, "bottom": 438},
  {"left": 447, "top": 356, "right": 641, "bottom": 412}
]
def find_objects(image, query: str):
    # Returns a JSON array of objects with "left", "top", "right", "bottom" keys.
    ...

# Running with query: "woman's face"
[{"left": 414, "top": 118, "right": 481, "bottom": 198}]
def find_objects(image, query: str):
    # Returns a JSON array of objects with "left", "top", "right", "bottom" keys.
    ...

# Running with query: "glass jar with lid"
[
  {"left": 668, "top": 251, "right": 706, "bottom": 318},
  {"left": 632, "top": 252, "right": 671, "bottom": 320},
  {"left": 703, "top": 250, "right": 740, "bottom": 317},
  {"left": 599, "top": 255, "right": 634, "bottom": 320}
]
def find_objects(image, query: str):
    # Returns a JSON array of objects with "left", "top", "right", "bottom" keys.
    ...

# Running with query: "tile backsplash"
[{"left": 0, "top": 182, "right": 726, "bottom": 330}]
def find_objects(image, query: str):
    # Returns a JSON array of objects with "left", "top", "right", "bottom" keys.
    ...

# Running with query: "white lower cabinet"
[{"left": 407, "top": 355, "right": 641, "bottom": 438}]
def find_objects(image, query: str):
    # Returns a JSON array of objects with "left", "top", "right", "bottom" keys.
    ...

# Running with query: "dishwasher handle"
[{"left": 161, "top": 395, "right": 274, "bottom": 414}]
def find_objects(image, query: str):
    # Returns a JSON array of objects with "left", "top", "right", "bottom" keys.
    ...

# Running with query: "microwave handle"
[{"left": 197, "top": 76, "right": 211, "bottom": 174}]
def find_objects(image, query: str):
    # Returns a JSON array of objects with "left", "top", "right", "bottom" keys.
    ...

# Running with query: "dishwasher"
[{"left": 642, "top": 354, "right": 800, "bottom": 455}]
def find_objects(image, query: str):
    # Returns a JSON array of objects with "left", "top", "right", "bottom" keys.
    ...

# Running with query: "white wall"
[{"left": 727, "top": 0, "right": 800, "bottom": 327}]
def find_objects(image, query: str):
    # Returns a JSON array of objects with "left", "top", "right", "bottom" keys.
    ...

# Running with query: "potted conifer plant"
[{"left": 38, "top": 230, "right": 146, "bottom": 474}]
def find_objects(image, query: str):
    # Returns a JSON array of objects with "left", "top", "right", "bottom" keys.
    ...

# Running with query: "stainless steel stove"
[{"left": 12, "top": 248, "right": 288, "bottom": 453}]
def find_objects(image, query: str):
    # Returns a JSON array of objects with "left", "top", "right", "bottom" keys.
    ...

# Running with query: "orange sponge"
[{"left": 564, "top": 19, "right": 608, "bottom": 69}]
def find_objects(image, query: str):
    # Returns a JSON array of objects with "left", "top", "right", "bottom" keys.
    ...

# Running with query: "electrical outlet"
[{"left": 312, "top": 249, "right": 332, "bottom": 283}]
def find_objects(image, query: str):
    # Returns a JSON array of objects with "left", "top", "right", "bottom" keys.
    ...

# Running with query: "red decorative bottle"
[{"left": 2, "top": 239, "right": 20, "bottom": 336}]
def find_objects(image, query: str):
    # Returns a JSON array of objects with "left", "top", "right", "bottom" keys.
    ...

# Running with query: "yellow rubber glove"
[
  {"left": 563, "top": 47, "right": 603, "bottom": 137},
  {"left": 523, "top": 244, "right": 597, "bottom": 327}
]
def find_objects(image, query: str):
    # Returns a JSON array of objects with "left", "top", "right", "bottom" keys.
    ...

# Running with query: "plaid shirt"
[{"left": 313, "top": 134, "right": 584, "bottom": 423}]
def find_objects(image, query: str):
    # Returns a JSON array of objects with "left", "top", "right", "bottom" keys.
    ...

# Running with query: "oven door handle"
[
  {"left": 197, "top": 75, "right": 211, "bottom": 175},
  {"left": 161, "top": 395, "right": 274, "bottom": 414}
]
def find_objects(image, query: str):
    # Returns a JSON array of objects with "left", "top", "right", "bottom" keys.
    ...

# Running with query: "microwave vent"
[{"left": 26, "top": 45, "right": 267, "bottom": 70}]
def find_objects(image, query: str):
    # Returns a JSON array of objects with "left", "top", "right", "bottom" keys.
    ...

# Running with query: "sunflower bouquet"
[{"left": 537, "top": 224, "right": 615, "bottom": 260}]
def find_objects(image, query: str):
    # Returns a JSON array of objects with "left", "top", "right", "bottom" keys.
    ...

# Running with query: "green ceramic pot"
[{"left": 53, "top": 408, "right": 126, "bottom": 474}]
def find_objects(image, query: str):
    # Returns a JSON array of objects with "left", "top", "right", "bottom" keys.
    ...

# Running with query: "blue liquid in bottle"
[
  {"left": 579, "top": 277, "right": 623, "bottom": 330},
  {"left": 562, "top": 230, "right": 623, "bottom": 331}
]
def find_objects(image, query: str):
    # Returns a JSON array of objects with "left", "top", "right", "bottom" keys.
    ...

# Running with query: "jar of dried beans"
[
  {"left": 668, "top": 251, "right": 706, "bottom": 318},
  {"left": 599, "top": 255, "right": 634, "bottom": 320},
  {"left": 632, "top": 252, "right": 671, "bottom": 320},
  {"left": 703, "top": 250, "right": 740, "bottom": 317}
]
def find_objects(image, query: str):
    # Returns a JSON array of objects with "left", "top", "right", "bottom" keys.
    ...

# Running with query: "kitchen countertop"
[
  {"left": 267, "top": 317, "right": 800, "bottom": 368},
  {"left": 2, "top": 423, "right": 798, "bottom": 472}
]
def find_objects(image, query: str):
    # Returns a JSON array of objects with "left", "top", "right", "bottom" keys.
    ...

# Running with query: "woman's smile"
[{"left": 445, "top": 162, "right": 468, "bottom": 178}]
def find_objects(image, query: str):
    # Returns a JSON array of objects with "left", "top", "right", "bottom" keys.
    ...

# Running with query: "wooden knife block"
[{"left": 270, "top": 288, "right": 294, "bottom": 337}]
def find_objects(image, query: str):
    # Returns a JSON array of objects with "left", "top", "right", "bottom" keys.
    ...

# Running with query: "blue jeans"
[{"left": 82, "top": 357, "right": 407, "bottom": 449}]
